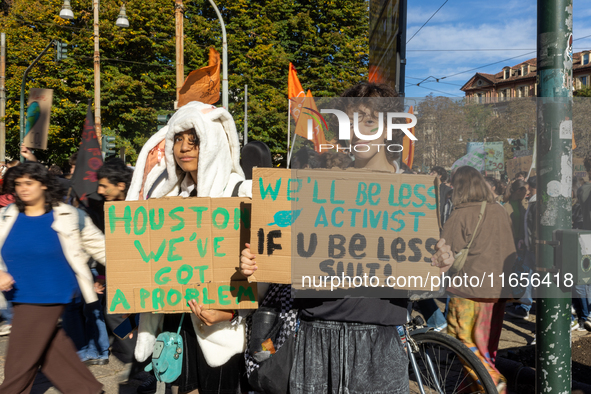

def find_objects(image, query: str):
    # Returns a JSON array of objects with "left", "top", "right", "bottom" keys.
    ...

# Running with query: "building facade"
[{"left": 461, "top": 51, "right": 591, "bottom": 101}]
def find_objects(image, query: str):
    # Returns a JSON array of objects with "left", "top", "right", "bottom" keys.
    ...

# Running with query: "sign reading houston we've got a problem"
[
  {"left": 105, "top": 197, "right": 257, "bottom": 314},
  {"left": 250, "top": 168, "right": 441, "bottom": 291}
]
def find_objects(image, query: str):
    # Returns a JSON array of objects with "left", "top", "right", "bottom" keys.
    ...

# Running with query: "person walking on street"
[
  {"left": 443, "top": 166, "right": 516, "bottom": 393},
  {"left": 0, "top": 162, "right": 104, "bottom": 394}
]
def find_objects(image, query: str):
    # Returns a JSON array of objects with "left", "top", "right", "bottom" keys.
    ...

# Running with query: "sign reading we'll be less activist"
[
  {"left": 249, "top": 168, "right": 441, "bottom": 291},
  {"left": 106, "top": 197, "right": 257, "bottom": 314}
]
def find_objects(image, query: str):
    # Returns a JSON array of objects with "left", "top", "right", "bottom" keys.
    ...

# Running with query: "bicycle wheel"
[{"left": 408, "top": 331, "right": 498, "bottom": 394}]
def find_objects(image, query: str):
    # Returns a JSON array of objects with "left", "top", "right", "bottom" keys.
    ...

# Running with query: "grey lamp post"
[
  {"left": 59, "top": 0, "right": 129, "bottom": 143},
  {"left": 207, "top": 0, "right": 228, "bottom": 109}
]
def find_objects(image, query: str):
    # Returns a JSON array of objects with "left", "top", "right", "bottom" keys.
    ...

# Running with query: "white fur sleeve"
[
  {"left": 134, "top": 313, "right": 164, "bottom": 362},
  {"left": 239, "top": 179, "right": 252, "bottom": 198}
]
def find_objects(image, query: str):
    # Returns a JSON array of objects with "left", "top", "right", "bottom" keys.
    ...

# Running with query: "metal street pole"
[
  {"left": 0, "top": 33, "right": 6, "bottom": 164},
  {"left": 398, "top": 0, "right": 407, "bottom": 96},
  {"left": 535, "top": 1, "right": 572, "bottom": 393},
  {"left": 207, "top": 0, "right": 228, "bottom": 109},
  {"left": 175, "top": 0, "right": 184, "bottom": 104},
  {"left": 93, "top": 0, "right": 101, "bottom": 144},
  {"left": 244, "top": 84, "right": 248, "bottom": 144},
  {"left": 20, "top": 40, "right": 55, "bottom": 162}
]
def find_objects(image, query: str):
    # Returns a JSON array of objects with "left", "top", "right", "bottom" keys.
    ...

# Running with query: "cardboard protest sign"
[
  {"left": 106, "top": 197, "right": 257, "bottom": 314},
  {"left": 23, "top": 88, "right": 52, "bottom": 150},
  {"left": 484, "top": 142, "right": 504, "bottom": 171},
  {"left": 574, "top": 158, "right": 589, "bottom": 182},
  {"left": 506, "top": 156, "right": 535, "bottom": 180},
  {"left": 452, "top": 146, "right": 485, "bottom": 172},
  {"left": 466, "top": 142, "right": 484, "bottom": 154},
  {"left": 250, "top": 168, "right": 441, "bottom": 291}
]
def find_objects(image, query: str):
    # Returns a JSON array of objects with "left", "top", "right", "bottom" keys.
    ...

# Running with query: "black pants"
[{"left": 290, "top": 319, "right": 409, "bottom": 394}]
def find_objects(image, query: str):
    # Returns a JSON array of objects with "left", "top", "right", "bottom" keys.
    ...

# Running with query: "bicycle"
[{"left": 404, "top": 302, "right": 498, "bottom": 394}]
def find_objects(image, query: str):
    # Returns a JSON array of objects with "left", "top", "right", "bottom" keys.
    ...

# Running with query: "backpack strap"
[
  {"left": 176, "top": 313, "right": 185, "bottom": 337},
  {"left": 231, "top": 181, "right": 243, "bottom": 197},
  {"left": 465, "top": 201, "right": 486, "bottom": 250}
]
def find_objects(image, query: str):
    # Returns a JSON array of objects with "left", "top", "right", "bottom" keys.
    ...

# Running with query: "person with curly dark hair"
[
  {"left": 0, "top": 162, "right": 105, "bottom": 394},
  {"left": 97, "top": 158, "right": 133, "bottom": 202}
]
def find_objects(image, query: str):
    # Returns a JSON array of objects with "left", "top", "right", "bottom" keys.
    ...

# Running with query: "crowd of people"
[{"left": 0, "top": 81, "right": 587, "bottom": 394}]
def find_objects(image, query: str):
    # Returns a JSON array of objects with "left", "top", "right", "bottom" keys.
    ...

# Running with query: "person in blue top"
[{"left": 0, "top": 162, "right": 105, "bottom": 394}]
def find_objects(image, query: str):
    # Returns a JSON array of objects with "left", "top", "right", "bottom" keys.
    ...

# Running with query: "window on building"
[
  {"left": 581, "top": 76, "right": 588, "bottom": 88},
  {"left": 478, "top": 93, "right": 483, "bottom": 104},
  {"left": 583, "top": 53, "right": 589, "bottom": 65},
  {"left": 522, "top": 65, "right": 528, "bottom": 75},
  {"left": 504, "top": 69, "right": 510, "bottom": 79}
]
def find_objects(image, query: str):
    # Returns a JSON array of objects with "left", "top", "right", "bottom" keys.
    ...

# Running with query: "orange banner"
[
  {"left": 293, "top": 90, "right": 328, "bottom": 152},
  {"left": 288, "top": 63, "right": 306, "bottom": 123},
  {"left": 178, "top": 48, "right": 220, "bottom": 107}
]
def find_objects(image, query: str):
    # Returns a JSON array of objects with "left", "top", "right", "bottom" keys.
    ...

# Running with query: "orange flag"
[
  {"left": 178, "top": 48, "right": 220, "bottom": 107},
  {"left": 573, "top": 134, "right": 577, "bottom": 150},
  {"left": 288, "top": 63, "right": 306, "bottom": 123},
  {"left": 294, "top": 90, "right": 328, "bottom": 152},
  {"left": 402, "top": 106, "right": 415, "bottom": 168}
]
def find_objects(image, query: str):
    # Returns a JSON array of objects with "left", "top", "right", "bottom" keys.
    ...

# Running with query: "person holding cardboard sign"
[
  {"left": 0, "top": 162, "right": 104, "bottom": 394},
  {"left": 241, "top": 83, "right": 456, "bottom": 394},
  {"left": 128, "top": 101, "right": 252, "bottom": 394}
]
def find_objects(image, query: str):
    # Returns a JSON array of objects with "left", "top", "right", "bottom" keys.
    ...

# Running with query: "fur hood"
[{"left": 127, "top": 101, "right": 249, "bottom": 200}]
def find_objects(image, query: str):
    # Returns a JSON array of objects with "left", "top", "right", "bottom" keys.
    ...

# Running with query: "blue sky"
[{"left": 403, "top": 0, "right": 591, "bottom": 98}]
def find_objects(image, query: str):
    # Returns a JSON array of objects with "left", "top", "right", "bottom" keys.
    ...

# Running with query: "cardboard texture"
[
  {"left": 250, "top": 168, "right": 441, "bottom": 291},
  {"left": 106, "top": 197, "right": 256, "bottom": 314},
  {"left": 23, "top": 88, "right": 52, "bottom": 150},
  {"left": 506, "top": 156, "right": 535, "bottom": 180}
]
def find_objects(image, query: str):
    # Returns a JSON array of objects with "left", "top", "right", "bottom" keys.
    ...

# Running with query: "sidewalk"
[
  {"left": 0, "top": 307, "right": 589, "bottom": 393},
  {"left": 0, "top": 335, "right": 156, "bottom": 394}
]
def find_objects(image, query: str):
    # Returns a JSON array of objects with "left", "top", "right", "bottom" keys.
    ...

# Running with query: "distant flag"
[
  {"left": 294, "top": 90, "right": 328, "bottom": 152},
  {"left": 71, "top": 102, "right": 103, "bottom": 206},
  {"left": 178, "top": 47, "right": 220, "bottom": 107},
  {"left": 402, "top": 106, "right": 415, "bottom": 168},
  {"left": 573, "top": 133, "right": 577, "bottom": 150},
  {"left": 527, "top": 134, "right": 537, "bottom": 179},
  {"left": 288, "top": 63, "right": 306, "bottom": 123}
]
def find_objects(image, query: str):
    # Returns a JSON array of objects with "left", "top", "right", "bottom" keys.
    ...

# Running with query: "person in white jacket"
[
  {"left": 0, "top": 162, "right": 105, "bottom": 394},
  {"left": 129, "top": 101, "right": 252, "bottom": 394}
]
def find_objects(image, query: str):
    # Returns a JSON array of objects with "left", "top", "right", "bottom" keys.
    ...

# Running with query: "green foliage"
[
  {"left": 0, "top": 0, "right": 368, "bottom": 167},
  {"left": 574, "top": 87, "right": 591, "bottom": 97}
]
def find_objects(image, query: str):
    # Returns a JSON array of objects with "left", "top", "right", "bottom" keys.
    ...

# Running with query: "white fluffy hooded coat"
[{"left": 128, "top": 101, "right": 252, "bottom": 367}]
